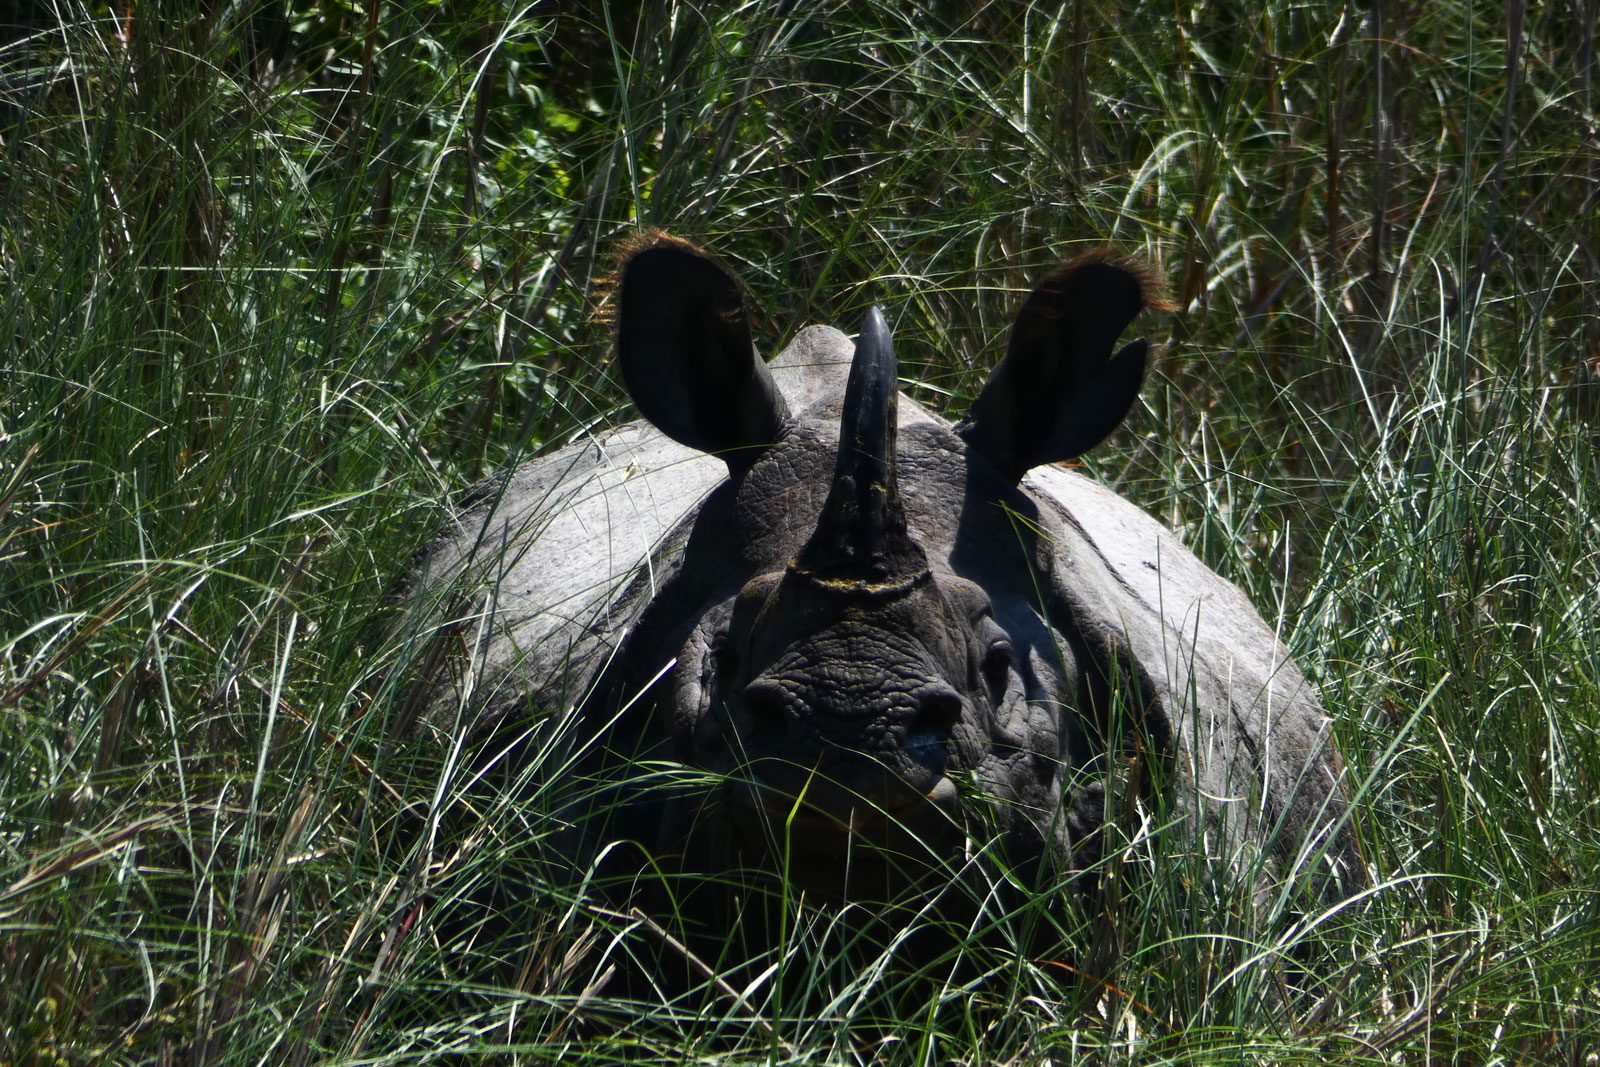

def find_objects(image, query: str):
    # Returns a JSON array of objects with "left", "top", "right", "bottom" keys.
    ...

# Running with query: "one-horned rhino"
[{"left": 413, "top": 234, "right": 1363, "bottom": 917}]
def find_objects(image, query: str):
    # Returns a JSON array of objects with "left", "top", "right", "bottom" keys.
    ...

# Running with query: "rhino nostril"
[
  {"left": 740, "top": 682, "right": 789, "bottom": 735},
  {"left": 915, "top": 687, "right": 964, "bottom": 732}
]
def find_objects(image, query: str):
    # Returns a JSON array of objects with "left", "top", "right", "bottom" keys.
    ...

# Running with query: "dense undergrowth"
[{"left": 2, "top": 1, "right": 1597, "bottom": 1062}]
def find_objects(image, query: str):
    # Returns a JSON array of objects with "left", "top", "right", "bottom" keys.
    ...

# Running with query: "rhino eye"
[
  {"left": 981, "top": 639, "right": 1013, "bottom": 689},
  {"left": 917, "top": 687, "right": 964, "bottom": 729},
  {"left": 710, "top": 634, "right": 739, "bottom": 673}
]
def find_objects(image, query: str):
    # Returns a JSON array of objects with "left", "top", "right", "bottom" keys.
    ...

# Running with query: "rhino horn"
[{"left": 792, "top": 307, "right": 930, "bottom": 591}]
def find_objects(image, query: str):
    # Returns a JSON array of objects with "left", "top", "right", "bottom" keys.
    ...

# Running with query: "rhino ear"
[
  {"left": 959, "top": 253, "right": 1166, "bottom": 485},
  {"left": 616, "top": 234, "right": 790, "bottom": 475}
]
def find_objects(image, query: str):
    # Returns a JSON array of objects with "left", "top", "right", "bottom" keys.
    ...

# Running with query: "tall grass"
[{"left": 2, "top": 1, "right": 1596, "bottom": 1062}]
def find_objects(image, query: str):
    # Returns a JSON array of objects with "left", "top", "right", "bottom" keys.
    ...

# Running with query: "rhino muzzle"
[{"left": 731, "top": 632, "right": 966, "bottom": 817}]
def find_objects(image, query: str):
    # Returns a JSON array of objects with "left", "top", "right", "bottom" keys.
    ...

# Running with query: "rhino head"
[{"left": 599, "top": 234, "right": 1165, "bottom": 891}]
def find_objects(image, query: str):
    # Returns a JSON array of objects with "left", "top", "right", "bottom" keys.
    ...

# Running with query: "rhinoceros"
[{"left": 413, "top": 233, "right": 1362, "bottom": 925}]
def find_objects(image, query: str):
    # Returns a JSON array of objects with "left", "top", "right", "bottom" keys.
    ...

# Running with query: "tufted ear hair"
[
  {"left": 958, "top": 252, "right": 1169, "bottom": 485},
  {"left": 614, "top": 232, "right": 790, "bottom": 475}
]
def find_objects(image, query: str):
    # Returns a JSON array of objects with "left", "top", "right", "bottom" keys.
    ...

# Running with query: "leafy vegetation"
[{"left": 2, "top": 0, "right": 1597, "bottom": 1062}]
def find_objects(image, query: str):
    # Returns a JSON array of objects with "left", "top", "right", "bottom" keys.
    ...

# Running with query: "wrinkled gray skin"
[{"left": 414, "top": 238, "right": 1364, "bottom": 906}]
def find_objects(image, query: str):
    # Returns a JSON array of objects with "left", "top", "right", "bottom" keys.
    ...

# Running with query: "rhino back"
[
  {"left": 1025, "top": 465, "right": 1359, "bottom": 892},
  {"left": 410, "top": 425, "right": 715, "bottom": 729}
]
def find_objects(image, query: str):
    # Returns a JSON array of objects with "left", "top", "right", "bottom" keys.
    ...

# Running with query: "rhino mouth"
[{"left": 729, "top": 774, "right": 964, "bottom": 862}]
